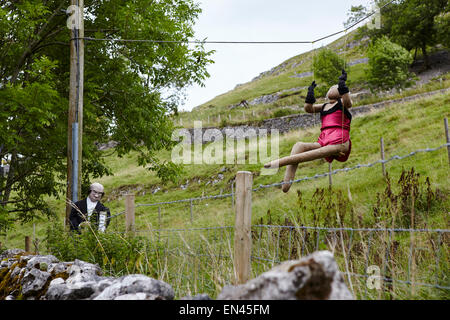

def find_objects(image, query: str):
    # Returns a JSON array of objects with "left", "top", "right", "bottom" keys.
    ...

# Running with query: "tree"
[
  {"left": 434, "top": 3, "right": 450, "bottom": 49},
  {"left": 343, "top": 5, "right": 368, "bottom": 29},
  {"left": 366, "top": 36, "right": 413, "bottom": 91},
  {"left": 359, "top": 0, "right": 448, "bottom": 68},
  {"left": 0, "top": 0, "right": 214, "bottom": 232},
  {"left": 388, "top": 0, "right": 447, "bottom": 68},
  {"left": 312, "top": 48, "right": 346, "bottom": 88}
]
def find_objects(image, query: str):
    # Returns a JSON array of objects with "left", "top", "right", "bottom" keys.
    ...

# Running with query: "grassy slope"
[
  {"left": 175, "top": 29, "right": 448, "bottom": 130},
  {"left": 176, "top": 31, "right": 369, "bottom": 128},
  {"left": 3, "top": 89, "right": 449, "bottom": 251}
]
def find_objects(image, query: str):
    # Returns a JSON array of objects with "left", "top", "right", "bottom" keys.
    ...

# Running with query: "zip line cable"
[
  {"left": 80, "top": 38, "right": 313, "bottom": 44},
  {"left": 71, "top": 0, "right": 395, "bottom": 46}
]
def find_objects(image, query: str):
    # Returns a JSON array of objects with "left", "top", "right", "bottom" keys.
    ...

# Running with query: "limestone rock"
[
  {"left": 24, "top": 255, "right": 59, "bottom": 271},
  {"left": 0, "top": 249, "right": 25, "bottom": 261},
  {"left": 2, "top": 252, "right": 175, "bottom": 300},
  {"left": 217, "top": 251, "right": 353, "bottom": 300},
  {"left": 44, "top": 260, "right": 113, "bottom": 300},
  {"left": 21, "top": 268, "right": 52, "bottom": 297},
  {"left": 65, "top": 259, "right": 104, "bottom": 284},
  {"left": 93, "top": 274, "right": 174, "bottom": 300},
  {"left": 113, "top": 293, "right": 162, "bottom": 300},
  {"left": 2, "top": 249, "right": 353, "bottom": 301}
]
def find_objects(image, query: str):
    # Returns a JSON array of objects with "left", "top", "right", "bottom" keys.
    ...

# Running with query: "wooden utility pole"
[
  {"left": 66, "top": 0, "right": 84, "bottom": 225},
  {"left": 234, "top": 171, "right": 253, "bottom": 284}
]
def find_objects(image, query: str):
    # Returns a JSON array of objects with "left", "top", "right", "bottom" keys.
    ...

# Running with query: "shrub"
[
  {"left": 435, "top": 10, "right": 450, "bottom": 49},
  {"left": 219, "top": 117, "right": 229, "bottom": 127},
  {"left": 366, "top": 36, "right": 414, "bottom": 91},
  {"left": 272, "top": 108, "right": 295, "bottom": 118},
  {"left": 312, "top": 48, "right": 346, "bottom": 86},
  {"left": 45, "top": 221, "right": 162, "bottom": 277}
]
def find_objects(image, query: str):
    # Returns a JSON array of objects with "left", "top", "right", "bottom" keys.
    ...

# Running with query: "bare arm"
[
  {"left": 304, "top": 103, "right": 323, "bottom": 113},
  {"left": 341, "top": 92, "right": 352, "bottom": 109}
]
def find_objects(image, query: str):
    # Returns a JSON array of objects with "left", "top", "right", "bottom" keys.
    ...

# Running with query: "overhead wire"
[
  {"left": 71, "top": 0, "right": 396, "bottom": 46},
  {"left": 312, "top": 41, "right": 317, "bottom": 126}
]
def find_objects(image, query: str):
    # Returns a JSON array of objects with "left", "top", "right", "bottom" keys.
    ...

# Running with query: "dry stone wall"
[
  {"left": 1, "top": 249, "right": 353, "bottom": 300},
  {"left": 183, "top": 88, "right": 449, "bottom": 144}
]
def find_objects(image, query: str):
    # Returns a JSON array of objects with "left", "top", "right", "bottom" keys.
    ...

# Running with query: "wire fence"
[
  {"left": 103, "top": 138, "right": 450, "bottom": 299},
  {"left": 110, "top": 224, "right": 448, "bottom": 299},
  {"left": 107, "top": 141, "right": 450, "bottom": 221},
  {"left": 250, "top": 225, "right": 449, "bottom": 297}
]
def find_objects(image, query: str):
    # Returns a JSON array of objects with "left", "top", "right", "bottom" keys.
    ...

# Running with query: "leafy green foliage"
[
  {"left": 343, "top": 5, "right": 368, "bottom": 28},
  {"left": 434, "top": 9, "right": 450, "bottom": 48},
  {"left": 0, "top": 0, "right": 214, "bottom": 230},
  {"left": 312, "top": 48, "right": 346, "bottom": 87},
  {"left": 366, "top": 36, "right": 414, "bottom": 91},
  {"left": 358, "top": 0, "right": 448, "bottom": 68},
  {"left": 271, "top": 108, "right": 296, "bottom": 118},
  {"left": 45, "top": 221, "right": 162, "bottom": 277}
]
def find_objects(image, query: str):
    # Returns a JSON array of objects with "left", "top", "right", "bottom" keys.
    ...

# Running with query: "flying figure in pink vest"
[{"left": 264, "top": 70, "right": 352, "bottom": 193}]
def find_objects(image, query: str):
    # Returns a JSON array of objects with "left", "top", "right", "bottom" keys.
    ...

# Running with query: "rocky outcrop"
[
  {"left": 0, "top": 249, "right": 174, "bottom": 300},
  {"left": 1, "top": 249, "right": 353, "bottom": 300},
  {"left": 218, "top": 251, "right": 353, "bottom": 300}
]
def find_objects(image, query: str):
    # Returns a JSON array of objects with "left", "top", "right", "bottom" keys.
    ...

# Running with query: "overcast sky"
[{"left": 180, "top": 0, "right": 374, "bottom": 111}]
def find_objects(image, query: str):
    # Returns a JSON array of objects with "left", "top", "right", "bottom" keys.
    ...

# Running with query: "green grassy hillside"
[
  {"left": 176, "top": 31, "right": 370, "bottom": 128},
  {"left": 174, "top": 28, "right": 448, "bottom": 129},
  {"left": 3, "top": 89, "right": 449, "bottom": 250}
]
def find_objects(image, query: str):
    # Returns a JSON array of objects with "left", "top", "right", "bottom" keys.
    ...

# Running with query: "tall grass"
[{"left": 42, "top": 166, "right": 448, "bottom": 299}]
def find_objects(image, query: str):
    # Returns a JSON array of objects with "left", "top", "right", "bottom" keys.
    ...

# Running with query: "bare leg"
[
  {"left": 282, "top": 142, "right": 321, "bottom": 193},
  {"left": 265, "top": 141, "right": 349, "bottom": 168}
]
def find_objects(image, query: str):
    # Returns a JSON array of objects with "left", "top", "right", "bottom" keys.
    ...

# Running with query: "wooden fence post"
[
  {"left": 380, "top": 137, "right": 386, "bottom": 177},
  {"left": 158, "top": 206, "right": 161, "bottom": 228},
  {"left": 190, "top": 199, "right": 193, "bottom": 223},
  {"left": 25, "top": 236, "right": 31, "bottom": 252},
  {"left": 125, "top": 194, "right": 135, "bottom": 234},
  {"left": 444, "top": 118, "right": 450, "bottom": 166},
  {"left": 234, "top": 171, "right": 253, "bottom": 284}
]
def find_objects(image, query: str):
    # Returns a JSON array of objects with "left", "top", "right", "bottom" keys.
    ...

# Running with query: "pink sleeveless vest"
[{"left": 317, "top": 99, "right": 352, "bottom": 163}]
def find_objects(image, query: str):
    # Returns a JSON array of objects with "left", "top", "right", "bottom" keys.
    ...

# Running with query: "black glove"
[
  {"left": 338, "top": 69, "right": 349, "bottom": 95},
  {"left": 305, "top": 81, "right": 317, "bottom": 104}
]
